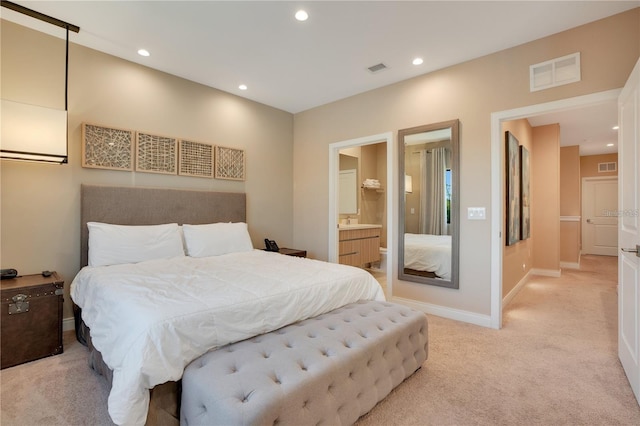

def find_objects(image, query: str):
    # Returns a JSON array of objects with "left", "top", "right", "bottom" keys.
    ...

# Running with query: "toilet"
[
  {"left": 379, "top": 247, "right": 387, "bottom": 272},
  {"left": 369, "top": 247, "right": 387, "bottom": 272}
]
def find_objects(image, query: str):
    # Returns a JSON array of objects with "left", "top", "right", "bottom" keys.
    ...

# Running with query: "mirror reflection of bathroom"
[{"left": 337, "top": 142, "right": 387, "bottom": 278}]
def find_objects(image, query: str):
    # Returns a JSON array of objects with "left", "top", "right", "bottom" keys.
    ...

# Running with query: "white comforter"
[
  {"left": 71, "top": 250, "right": 384, "bottom": 425},
  {"left": 404, "top": 233, "right": 452, "bottom": 280}
]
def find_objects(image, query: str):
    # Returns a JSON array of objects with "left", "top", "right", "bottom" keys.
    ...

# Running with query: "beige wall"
[
  {"left": 580, "top": 153, "right": 619, "bottom": 178},
  {"left": 376, "top": 143, "right": 388, "bottom": 248},
  {"left": 560, "top": 223, "right": 581, "bottom": 265},
  {"left": 531, "top": 124, "right": 561, "bottom": 273},
  {"left": 1, "top": 21, "right": 294, "bottom": 319},
  {"left": 560, "top": 146, "right": 581, "bottom": 265},
  {"left": 502, "top": 119, "right": 534, "bottom": 298},
  {"left": 561, "top": 146, "right": 581, "bottom": 216},
  {"left": 360, "top": 143, "right": 387, "bottom": 247},
  {"left": 293, "top": 8, "right": 639, "bottom": 316}
]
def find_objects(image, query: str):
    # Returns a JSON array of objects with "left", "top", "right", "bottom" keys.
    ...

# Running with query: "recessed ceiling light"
[
  {"left": 612, "top": 125, "right": 619, "bottom": 130},
  {"left": 295, "top": 10, "right": 308, "bottom": 21},
  {"left": 607, "top": 143, "right": 615, "bottom": 147},
  {"left": 137, "top": 49, "right": 150, "bottom": 57},
  {"left": 412, "top": 58, "right": 424, "bottom": 66},
  {"left": 238, "top": 84, "right": 248, "bottom": 91}
]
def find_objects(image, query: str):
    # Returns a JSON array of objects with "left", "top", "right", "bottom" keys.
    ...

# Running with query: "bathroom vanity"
[{"left": 338, "top": 224, "right": 381, "bottom": 268}]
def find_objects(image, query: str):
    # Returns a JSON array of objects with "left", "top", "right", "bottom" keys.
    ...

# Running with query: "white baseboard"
[
  {"left": 390, "top": 296, "right": 492, "bottom": 328},
  {"left": 531, "top": 268, "right": 562, "bottom": 277},
  {"left": 560, "top": 261, "right": 580, "bottom": 270},
  {"left": 503, "top": 270, "right": 532, "bottom": 308},
  {"left": 63, "top": 317, "right": 74, "bottom": 332}
]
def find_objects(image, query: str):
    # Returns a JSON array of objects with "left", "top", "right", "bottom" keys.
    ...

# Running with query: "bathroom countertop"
[{"left": 338, "top": 224, "right": 383, "bottom": 230}]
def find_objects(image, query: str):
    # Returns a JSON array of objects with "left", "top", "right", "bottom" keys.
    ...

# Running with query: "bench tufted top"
[{"left": 181, "top": 300, "right": 428, "bottom": 426}]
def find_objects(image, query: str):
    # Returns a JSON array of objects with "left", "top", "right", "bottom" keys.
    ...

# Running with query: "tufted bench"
[{"left": 180, "top": 300, "right": 428, "bottom": 426}]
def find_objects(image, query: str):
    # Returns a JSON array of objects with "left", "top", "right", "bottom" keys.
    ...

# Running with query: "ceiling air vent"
[
  {"left": 598, "top": 162, "right": 617, "bottom": 173},
  {"left": 530, "top": 52, "right": 580, "bottom": 92},
  {"left": 367, "top": 63, "right": 388, "bottom": 74}
]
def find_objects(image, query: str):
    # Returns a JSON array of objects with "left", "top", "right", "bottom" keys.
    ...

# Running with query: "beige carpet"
[{"left": 2, "top": 255, "right": 639, "bottom": 425}]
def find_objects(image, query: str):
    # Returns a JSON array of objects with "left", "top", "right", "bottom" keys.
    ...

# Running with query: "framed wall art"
[
  {"left": 135, "top": 132, "right": 178, "bottom": 175},
  {"left": 179, "top": 139, "right": 214, "bottom": 178},
  {"left": 520, "top": 145, "right": 531, "bottom": 240},
  {"left": 82, "top": 123, "right": 134, "bottom": 171},
  {"left": 505, "top": 131, "right": 520, "bottom": 246},
  {"left": 214, "top": 145, "right": 245, "bottom": 181}
]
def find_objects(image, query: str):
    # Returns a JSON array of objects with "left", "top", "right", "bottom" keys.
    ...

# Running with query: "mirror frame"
[{"left": 398, "top": 119, "right": 460, "bottom": 289}]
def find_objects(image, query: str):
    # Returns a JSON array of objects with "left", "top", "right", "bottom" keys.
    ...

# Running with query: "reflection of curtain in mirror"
[{"left": 419, "top": 147, "right": 448, "bottom": 235}]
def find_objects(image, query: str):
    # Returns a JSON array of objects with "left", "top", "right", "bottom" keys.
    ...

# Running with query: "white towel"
[{"left": 363, "top": 179, "right": 381, "bottom": 188}]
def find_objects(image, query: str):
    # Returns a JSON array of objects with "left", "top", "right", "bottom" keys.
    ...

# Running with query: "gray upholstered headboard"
[{"left": 80, "top": 185, "right": 246, "bottom": 267}]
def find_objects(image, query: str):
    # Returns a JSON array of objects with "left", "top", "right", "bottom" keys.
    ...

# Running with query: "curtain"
[{"left": 419, "top": 147, "right": 448, "bottom": 235}]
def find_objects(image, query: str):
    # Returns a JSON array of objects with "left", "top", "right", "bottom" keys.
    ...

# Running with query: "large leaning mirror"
[{"left": 399, "top": 119, "right": 459, "bottom": 289}]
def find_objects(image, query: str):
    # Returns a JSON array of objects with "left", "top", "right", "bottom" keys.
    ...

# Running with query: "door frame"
[
  {"left": 490, "top": 89, "right": 621, "bottom": 329},
  {"left": 328, "top": 132, "right": 394, "bottom": 293},
  {"left": 581, "top": 176, "right": 618, "bottom": 256}
]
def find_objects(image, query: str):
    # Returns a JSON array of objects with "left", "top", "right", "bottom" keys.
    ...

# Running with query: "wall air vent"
[
  {"left": 367, "top": 63, "right": 388, "bottom": 73},
  {"left": 530, "top": 52, "right": 581, "bottom": 92},
  {"left": 598, "top": 162, "right": 617, "bottom": 173}
]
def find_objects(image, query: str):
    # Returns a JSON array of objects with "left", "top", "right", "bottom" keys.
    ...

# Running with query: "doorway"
[
  {"left": 328, "top": 132, "right": 394, "bottom": 295},
  {"left": 490, "top": 89, "right": 622, "bottom": 329}
]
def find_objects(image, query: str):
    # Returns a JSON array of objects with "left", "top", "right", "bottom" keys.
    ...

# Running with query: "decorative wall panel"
[
  {"left": 179, "top": 140, "right": 214, "bottom": 178},
  {"left": 215, "top": 146, "right": 245, "bottom": 181},
  {"left": 136, "top": 132, "right": 177, "bottom": 174},
  {"left": 82, "top": 123, "right": 134, "bottom": 170}
]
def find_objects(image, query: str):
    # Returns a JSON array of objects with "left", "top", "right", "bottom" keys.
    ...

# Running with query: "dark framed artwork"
[
  {"left": 520, "top": 145, "right": 531, "bottom": 240},
  {"left": 505, "top": 131, "right": 520, "bottom": 246}
]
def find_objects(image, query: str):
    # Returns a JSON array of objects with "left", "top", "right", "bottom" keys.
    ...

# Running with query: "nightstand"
[
  {"left": 279, "top": 248, "right": 307, "bottom": 258},
  {"left": 1, "top": 272, "right": 64, "bottom": 369}
]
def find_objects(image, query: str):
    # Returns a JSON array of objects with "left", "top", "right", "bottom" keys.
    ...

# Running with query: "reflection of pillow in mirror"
[
  {"left": 183, "top": 222, "right": 253, "bottom": 257},
  {"left": 88, "top": 222, "right": 184, "bottom": 267}
]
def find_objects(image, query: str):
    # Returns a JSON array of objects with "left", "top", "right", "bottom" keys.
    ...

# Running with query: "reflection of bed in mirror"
[{"left": 403, "top": 233, "right": 451, "bottom": 280}]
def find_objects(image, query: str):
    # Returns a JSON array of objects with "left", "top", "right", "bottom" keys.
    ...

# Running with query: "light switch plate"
[{"left": 468, "top": 207, "right": 486, "bottom": 220}]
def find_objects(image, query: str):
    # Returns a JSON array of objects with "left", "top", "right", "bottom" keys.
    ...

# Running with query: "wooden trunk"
[{"left": 1, "top": 272, "right": 64, "bottom": 369}]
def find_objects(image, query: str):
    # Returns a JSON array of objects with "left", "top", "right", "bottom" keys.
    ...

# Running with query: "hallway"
[{"left": 504, "top": 254, "right": 618, "bottom": 331}]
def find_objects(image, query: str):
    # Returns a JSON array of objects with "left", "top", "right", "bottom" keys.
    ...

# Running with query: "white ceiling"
[
  {"left": 527, "top": 99, "right": 619, "bottom": 156},
  {"left": 3, "top": 1, "right": 637, "bottom": 154}
]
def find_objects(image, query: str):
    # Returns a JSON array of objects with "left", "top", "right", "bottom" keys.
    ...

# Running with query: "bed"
[
  {"left": 403, "top": 233, "right": 451, "bottom": 280},
  {"left": 72, "top": 185, "right": 388, "bottom": 426}
]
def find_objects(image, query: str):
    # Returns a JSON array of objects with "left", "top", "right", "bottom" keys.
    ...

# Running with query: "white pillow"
[
  {"left": 87, "top": 222, "right": 184, "bottom": 267},
  {"left": 182, "top": 222, "right": 253, "bottom": 257}
]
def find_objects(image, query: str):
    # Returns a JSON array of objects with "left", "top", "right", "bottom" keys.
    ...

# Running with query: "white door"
[
  {"left": 582, "top": 177, "right": 618, "bottom": 256},
  {"left": 619, "top": 58, "right": 640, "bottom": 405}
]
